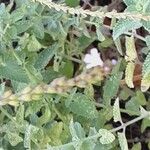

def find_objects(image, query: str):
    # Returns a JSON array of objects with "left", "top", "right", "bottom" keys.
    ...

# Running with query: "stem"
[{"left": 48, "top": 111, "right": 150, "bottom": 149}]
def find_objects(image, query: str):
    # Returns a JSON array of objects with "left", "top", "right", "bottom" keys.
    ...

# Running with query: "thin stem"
[{"left": 48, "top": 111, "right": 150, "bottom": 149}]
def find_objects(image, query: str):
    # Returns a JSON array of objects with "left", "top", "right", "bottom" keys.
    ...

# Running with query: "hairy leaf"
[
  {"left": 99, "top": 129, "right": 115, "bottom": 144},
  {"left": 125, "top": 62, "right": 135, "bottom": 88},
  {"left": 118, "top": 132, "right": 128, "bottom": 150},
  {"left": 103, "top": 72, "right": 123, "bottom": 105},
  {"left": 113, "top": 19, "right": 142, "bottom": 40},
  {"left": 66, "top": 93, "right": 98, "bottom": 119},
  {"left": 113, "top": 97, "right": 122, "bottom": 123}
]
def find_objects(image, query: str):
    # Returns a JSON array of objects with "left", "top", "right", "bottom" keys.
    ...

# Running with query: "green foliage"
[{"left": 0, "top": 0, "right": 150, "bottom": 149}]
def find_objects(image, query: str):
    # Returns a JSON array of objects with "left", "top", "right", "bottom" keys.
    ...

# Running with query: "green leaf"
[
  {"left": 10, "top": 7, "right": 25, "bottom": 23},
  {"left": 113, "top": 98, "right": 122, "bottom": 123},
  {"left": 145, "top": 35, "right": 150, "bottom": 49},
  {"left": 36, "top": 105, "right": 51, "bottom": 126},
  {"left": 66, "top": 93, "right": 98, "bottom": 119},
  {"left": 15, "top": 20, "right": 33, "bottom": 34},
  {"left": 34, "top": 44, "right": 57, "bottom": 70},
  {"left": 65, "top": 0, "right": 79, "bottom": 7},
  {"left": 0, "top": 60, "right": 29, "bottom": 83},
  {"left": 114, "top": 37, "right": 123, "bottom": 55},
  {"left": 99, "top": 129, "right": 115, "bottom": 144},
  {"left": 142, "top": 21, "right": 150, "bottom": 32},
  {"left": 125, "top": 62, "right": 135, "bottom": 88},
  {"left": 125, "top": 97, "right": 140, "bottom": 115},
  {"left": 69, "top": 120, "right": 85, "bottom": 141},
  {"left": 141, "top": 51, "right": 150, "bottom": 91},
  {"left": 123, "top": 0, "right": 135, "bottom": 6},
  {"left": 113, "top": 19, "right": 142, "bottom": 40},
  {"left": 0, "top": 82, "right": 5, "bottom": 96},
  {"left": 80, "top": 141, "right": 95, "bottom": 150},
  {"left": 27, "top": 35, "right": 42, "bottom": 52},
  {"left": 59, "top": 60, "right": 74, "bottom": 78},
  {"left": 24, "top": 124, "right": 40, "bottom": 149},
  {"left": 16, "top": 104, "right": 24, "bottom": 125},
  {"left": 141, "top": 118, "right": 150, "bottom": 132},
  {"left": 131, "top": 143, "right": 141, "bottom": 150},
  {"left": 125, "top": 36, "right": 137, "bottom": 62},
  {"left": 118, "top": 132, "right": 128, "bottom": 150},
  {"left": 5, "top": 132, "right": 23, "bottom": 146},
  {"left": 103, "top": 72, "right": 123, "bottom": 105}
]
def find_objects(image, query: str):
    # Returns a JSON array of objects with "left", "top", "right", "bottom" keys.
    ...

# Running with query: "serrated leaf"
[
  {"left": 113, "top": 97, "right": 122, "bottom": 123},
  {"left": 34, "top": 44, "right": 57, "bottom": 70},
  {"left": 113, "top": 19, "right": 142, "bottom": 40},
  {"left": 118, "top": 132, "right": 128, "bottom": 150},
  {"left": 99, "top": 129, "right": 115, "bottom": 144},
  {"left": 114, "top": 37, "right": 123, "bottom": 55},
  {"left": 141, "top": 52, "right": 150, "bottom": 91},
  {"left": 103, "top": 72, "right": 123, "bottom": 105},
  {"left": 66, "top": 93, "right": 98, "bottom": 119},
  {"left": 125, "top": 62, "right": 135, "bottom": 88},
  {"left": 0, "top": 60, "right": 29, "bottom": 83},
  {"left": 125, "top": 36, "right": 137, "bottom": 62}
]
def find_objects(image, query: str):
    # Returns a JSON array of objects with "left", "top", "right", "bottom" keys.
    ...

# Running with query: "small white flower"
[{"left": 83, "top": 48, "right": 104, "bottom": 69}]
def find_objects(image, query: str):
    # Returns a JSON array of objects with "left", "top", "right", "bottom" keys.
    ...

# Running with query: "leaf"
[
  {"left": 125, "top": 97, "right": 140, "bottom": 115},
  {"left": 125, "top": 36, "right": 137, "bottom": 62},
  {"left": 36, "top": 105, "right": 51, "bottom": 126},
  {"left": 131, "top": 143, "right": 141, "bottom": 150},
  {"left": 15, "top": 20, "right": 33, "bottom": 34},
  {"left": 66, "top": 93, "right": 98, "bottom": 119},
  {"left": 34, "top": 44, "right": 57, "bottom": 70},
  {"left": 141, "top": 118, "right": 150, "bottom": 133},
  {"left": 27, "top": 35, "right": 42, "bottom": 52},
  {"left": 113, "top": 19, "right": 142, "bottom": 40},
  {"left": 69, "top": 120, "right": 85, "bottom": 141},
  {"left": 145, "top": 35, "right": 150, "bottom": 49},
  {"left": 16, "top": 104, "right": 24, "bottom": 125},
  {"left": 96, "top": 26, "right": 105, "bottom": 42},
  {"left": 118, "top": 132, "right": 128, "bottom": 150},
  {"left": 80, "top": 141, "right": 95, "bottom": 150},
  {"left": 103, "top": 72, "right": 123, "bottom": 105},
  {"left": 99, "top": 129, "right": 115, "bottom": 144},
  {"left": 0, "top": 60, "right": 29, "bottom": 83},
  {"left": 141, "top": 51, "right": 150, "bottom": 91},
  {"left": 59, "top": 60, "right": 74, "bottom": 78},
  {"left": 5, "top": 132, "right": 23, "bottom": 146},
  {"left": 123, "top": 0, "right": 135, "bottom": 6},
  {"left": 0, "top": 82, "right": 5, "bottom": 96},
  {"left": 24, "top": 124, "right": 40, "bottom": 149},
  {"left": 125, "top": 62, "right": 135, "bottom": 88},
  {"left": 113, "top": 98, "right": 122, "bottom": 123},
  {"left": 114, "top": 37, "right": 123, "bottom": 55},
  {"left": 142, "top": 20, "right": 150, "bottom": 32},
  {"left": 65, "top": 0, "right": 79, "bottom": 7}
]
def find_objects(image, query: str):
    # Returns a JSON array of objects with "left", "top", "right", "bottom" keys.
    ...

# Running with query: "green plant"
[{"left": 0, "top": 0, "right": 150, "bottom": 149}]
